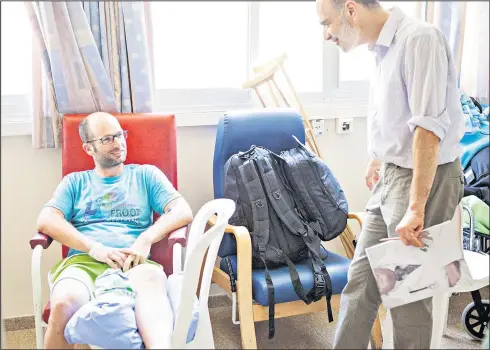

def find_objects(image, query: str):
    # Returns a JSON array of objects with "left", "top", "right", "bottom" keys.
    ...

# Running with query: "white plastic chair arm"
[
  {"left": 173, "top": 242, "right": 183, "bottom": 274},
  {"left": 31, "top": 244, "right": 45, "bottom": 349}
]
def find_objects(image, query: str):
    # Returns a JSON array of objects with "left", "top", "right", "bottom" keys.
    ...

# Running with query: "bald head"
[
  {"left": 316, "top": 0, "right": 380, "bottom": 25},
  {"left": 318, "top": 0, "right": 380, "bottom": 11},
  {"left": 79, "top": 112, "right": 119, "bottom": 143},
  {"left": 79, "top": 112, "right": 127, "bottom": 169}
]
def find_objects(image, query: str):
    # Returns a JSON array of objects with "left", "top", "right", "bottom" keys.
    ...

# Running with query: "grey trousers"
[{"left": 333, "top": 159, "right": 464, "bottom": 349}]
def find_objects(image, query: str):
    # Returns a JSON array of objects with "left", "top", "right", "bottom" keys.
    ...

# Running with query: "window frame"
[{"left": 1, "top": 93, "right": 33, "bottom": 136}]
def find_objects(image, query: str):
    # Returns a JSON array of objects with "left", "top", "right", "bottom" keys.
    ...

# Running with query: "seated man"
[{"left": 37, "top": 112, "right": 193, "bottom": 349}]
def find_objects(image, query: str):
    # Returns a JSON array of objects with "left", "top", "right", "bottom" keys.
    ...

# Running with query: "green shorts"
[{"left": 48, "top": 254, "right": 161, "bottom": 299}]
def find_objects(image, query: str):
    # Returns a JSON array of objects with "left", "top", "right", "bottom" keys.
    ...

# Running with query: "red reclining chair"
[{"left": 29, "top": 113, "right": 188, "bottom": 349}]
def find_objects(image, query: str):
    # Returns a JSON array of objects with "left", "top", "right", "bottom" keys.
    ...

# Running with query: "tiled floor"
[{"left": 5, "top": 289, "right": 488, "bottom": 349}]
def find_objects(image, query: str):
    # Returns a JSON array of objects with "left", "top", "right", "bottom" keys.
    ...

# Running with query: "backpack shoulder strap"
[
  {"left": 253, "top": 150, "right": 309, "bottom": 237},
  {"left": 238, "top": 156, "right": 277, "bottom": 338},
  {"left": 224, "top": 155, "right": 247, "bottom": 225},
  {"left": 238, "top": 157, "right": 270, "bottom": 250}
]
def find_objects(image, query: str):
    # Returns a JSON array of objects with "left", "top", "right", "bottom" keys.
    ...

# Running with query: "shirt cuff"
[{"left": 407, "top": 109, "right": 451, "bottom": 141}]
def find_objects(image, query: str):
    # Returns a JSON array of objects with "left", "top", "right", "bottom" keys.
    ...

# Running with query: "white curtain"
[
  {"left": 423, "top": 1, "right": 489, "bottom": 104},
  {"left": 459, "top": 2, "right": 489, "bottom": 104}
]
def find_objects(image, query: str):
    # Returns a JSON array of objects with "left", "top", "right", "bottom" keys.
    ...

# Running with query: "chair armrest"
[
  {"left": 337, "top": 213, "right": 365, "bottom": 260},
  {"left": 208, "top": 214, "right": 252, "bottom": 281},
  {"left": 30, "top": 233, "right": 53, "bottom": 250},
  {"left": 168, "top": 226, "right": 189, "bottom": 248},
  {"left": 348, "top": 212, "right": 363, "bottom": 229}
]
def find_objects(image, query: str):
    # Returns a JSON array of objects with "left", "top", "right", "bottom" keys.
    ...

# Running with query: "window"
[
  {"left": 1, "top": 1, "right": 32, "bottom": 134},
  {"left": 258, "top": 2, "right": 324, "bottom": 94},
  {"left": 150, "top": 1, "right": 426, "bottom": 110},
  {"left": 150, "top": 1, "right": 375, "bottom": 110},
  {"left": 1, "top": 2, "right": 32, "bottom": 96},
  {"left": 151, "top": 1, "right": 250, "bottom": 109}
]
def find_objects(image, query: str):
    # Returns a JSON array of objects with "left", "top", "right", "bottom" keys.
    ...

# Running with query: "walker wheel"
[{"left": 461, "top": 300, "right": 489, "bottom": 340}]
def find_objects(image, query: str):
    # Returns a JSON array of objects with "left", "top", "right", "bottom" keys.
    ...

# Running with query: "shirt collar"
[{"left": 368, "top": 6, "right": 406, "bottom": 52}]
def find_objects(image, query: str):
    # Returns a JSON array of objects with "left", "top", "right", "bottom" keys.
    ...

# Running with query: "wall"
[{"left": 1, "top": 118, "right": 371, "bottom": 319}]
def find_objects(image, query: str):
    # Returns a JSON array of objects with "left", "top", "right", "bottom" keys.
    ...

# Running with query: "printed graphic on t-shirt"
[{"left": 82, "top": 190, "right": 143, "bottom": 225}]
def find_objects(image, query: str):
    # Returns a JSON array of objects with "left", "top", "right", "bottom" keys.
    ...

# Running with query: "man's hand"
[
  {"left": 118, "top": 196, "right": 193, "bottom": 272},
  {"left": 365, "top": 159, "right": 381, "bottom": 191},
  {"left": 88, "top": 243, "right": 128, "bottom": 269},
  {"left": 119, "top": 236, "right": 152, "bottom": 272},
  {"left": 395, "top": 208, "right": 425, "bottom": 248},
  {"left": 396, "top": 127, "right": 440, "bottom": 248}
]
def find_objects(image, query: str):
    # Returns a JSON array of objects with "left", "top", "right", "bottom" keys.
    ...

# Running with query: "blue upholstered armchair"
[{"left": 209, "top": 109, "right": 383, "bottom": 349}]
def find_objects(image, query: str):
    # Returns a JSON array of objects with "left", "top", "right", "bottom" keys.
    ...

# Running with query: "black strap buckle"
[
  {"left": 299, "top": 227, "right": 308, "bottom": 237},
  {"left": 314, "top": 273, "right": 326, "bottom": 296}
]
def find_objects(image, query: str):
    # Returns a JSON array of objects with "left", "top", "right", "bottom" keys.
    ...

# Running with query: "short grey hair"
[
  {"left": 331, "top": 0, "right": 380, "bottom": 9},
  {"left": 79, "top": 117, "right": 92, "bottom": 143}
]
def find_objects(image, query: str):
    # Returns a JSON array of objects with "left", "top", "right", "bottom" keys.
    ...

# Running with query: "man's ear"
[
  {"left": 82, "top": 143, "right": 94, "bottom": 156},
  {"left": 345, "top": 0, "right": 357, "bottom": 17}
]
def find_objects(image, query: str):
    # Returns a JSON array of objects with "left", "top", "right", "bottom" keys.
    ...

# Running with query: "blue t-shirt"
[{"left": 45, "top": 164, "right": 179, "bottom": 257}]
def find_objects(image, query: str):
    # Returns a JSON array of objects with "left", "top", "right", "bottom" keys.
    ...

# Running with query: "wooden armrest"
[
  {"left": 348, "top": 213, "right": 363, "bottom": 229},
  {"left": 168, "top": 226, "right": 189, "bottom": 248},
  {"left": 209, "top": 214, "right": 256, "bottom": 348},
  {"left": 30, "top": 233, "right": 53, "bottom": 250},
  {"left": 208, "top": 214, "right": 252, "bottom": 281},
  {"left": 208, "top": 214, "right": 251, "bottom": 242}
]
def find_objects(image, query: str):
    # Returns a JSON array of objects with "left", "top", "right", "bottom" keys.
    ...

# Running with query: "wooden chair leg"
[
  {"left": 370, "top": 313, "right": 383, "bottom": 350},
  {"left": 237, "top": 279, "right": 257, "bottom": 349}
]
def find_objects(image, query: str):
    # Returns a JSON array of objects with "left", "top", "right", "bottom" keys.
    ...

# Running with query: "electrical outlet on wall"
[
  {"left": 336, "top": 118, "right": 353, "bottom": 134},
  {"left": 311, "top": 119, "right": 325, "bottom": 135}
]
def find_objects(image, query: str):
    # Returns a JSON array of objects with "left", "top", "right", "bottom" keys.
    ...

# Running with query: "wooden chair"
[{"left": 208, "top": 109, "right": 383, "bottom": 349}]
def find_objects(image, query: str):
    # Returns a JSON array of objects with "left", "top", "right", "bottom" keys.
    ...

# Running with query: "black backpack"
[
  {"left": 223, "top": 138, "right": 348, "bottom": 338},
  {"left": 464, "top": 145, "right": 489, "bottom": 206}
]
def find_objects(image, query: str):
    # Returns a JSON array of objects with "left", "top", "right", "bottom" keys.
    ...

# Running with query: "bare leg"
[
  {"left": 45, "top": 279, "right": 91, "bottom": 349},
  {"left": 128, "top": 264, "right": 174, "bottom": 349}
]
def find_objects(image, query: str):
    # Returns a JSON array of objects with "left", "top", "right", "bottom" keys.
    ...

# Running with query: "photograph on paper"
[{"left": 366, "top": 220, "right": 473, "bottom": 309}]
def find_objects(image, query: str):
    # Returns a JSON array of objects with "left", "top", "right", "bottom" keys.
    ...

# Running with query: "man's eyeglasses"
[{"left": 87, "top": 130, "right": 128, "bottom": 145}]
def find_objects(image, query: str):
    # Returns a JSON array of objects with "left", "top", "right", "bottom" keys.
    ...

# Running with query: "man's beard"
[
  {"left": 337, "top": 14, "right": 361, "bottom": 52},
  {"left": 99, "top": 155, "right": 125, "bottom": 168},
  {"left": 93, "top": 147, "right": 126, "bottom": 168}
]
